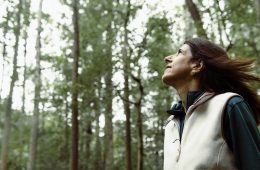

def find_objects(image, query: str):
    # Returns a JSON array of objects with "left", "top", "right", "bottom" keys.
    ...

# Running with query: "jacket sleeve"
[{"left": 223, "top": 96, "right": 260, "bottom": 170}]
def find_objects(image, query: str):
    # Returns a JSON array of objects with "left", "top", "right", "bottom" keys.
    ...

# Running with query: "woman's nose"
[{"left": 164, "top": 55, "right": 172, "bottom": 64}]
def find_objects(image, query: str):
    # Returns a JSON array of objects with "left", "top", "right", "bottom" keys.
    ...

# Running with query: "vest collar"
[
  {"left": 167, "top": 91, "right": 215, "bottom": 117},
  {"left": 186, "top": 92, "right": 215, "bottom": 116}
]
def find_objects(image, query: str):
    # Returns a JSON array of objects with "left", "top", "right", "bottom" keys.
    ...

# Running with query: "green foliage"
[{"left": 146, "top": 16, "right": 173, "bottom": 76}]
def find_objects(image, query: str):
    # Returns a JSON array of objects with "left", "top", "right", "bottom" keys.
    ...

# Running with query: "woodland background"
[{"left": 0, "top": 0, "right": 259, "bottom": 169}]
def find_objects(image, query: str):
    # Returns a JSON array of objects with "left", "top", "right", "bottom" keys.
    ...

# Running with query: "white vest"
[{"left": 164, "top": 92, "right": 239, "bottom": 170}]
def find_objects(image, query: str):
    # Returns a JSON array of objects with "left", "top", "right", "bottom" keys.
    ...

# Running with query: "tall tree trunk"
[
  {"left": 71, "top": 0, "right": 80, "bottom": 169},
  {"left": 123, "top": 1, "right": 132, "bottom": 170},
  {"left": 21, "top": 33, "right": 27, "bottom": 115},
  {"left": 0, "top": 8, "right": 10, "bottom": 102},
  {"left": 85, "top": 122, "right": 92, "bottom": 170},
  {"left": 123, "top": 44, "right": 132, "bottom": 170},
  {"left": 0, "top": 0, "right": 22, "bottom": 169},
  {"left": 133, "top": 69, "right": 144, "bottom": 170},
  {"left": 134, "top": 31, "right": 147, "bottom": 170},
  {"left": 27, "top": 0, "right": 42, "bottom": 169},
  {"left": 185, "top": 0, "right": 207, "bottom": 38},
  {"left": 136, "top": 100, "right": 144, "bottom": 170},
  {"left": 104, "top": 47, "right": 113, "bottom": 170},
  {"left": 104, "top": 2, "right": 114, "bottom": 169}
]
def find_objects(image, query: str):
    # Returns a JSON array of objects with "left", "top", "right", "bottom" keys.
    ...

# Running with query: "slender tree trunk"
[
  {"left": 104, "top": 53, "right": 113, "bottom": 170},
  {"left": 0, "top": 8, "right": 10, "bottom": 102},
  {"left": 27, "top": 0, "right": 42, "bottom": 169},
  {"left": 85, "top": 122, "right": 92, "bottom": 170},
  {"left": 104, "top": 3, "right": 114, "bottom": 168},
  {"left": 123, "top": 48, "right": 132, "bottom": 170},
  {"left": 22, "top": 29, "right": 29, "bottom": 114},
  {"left": 123, "top": 1, "right": 132, "bottom": 170},
  {"left": 133, "top": 69, "right": 144, "bottom": 170},
  {"left": 136, "top": 104, "right": 144, "bottom": 170},
  {"left": 185, "top": 0, "right": 207, "bottom": 38},
  {"left": 0, "top": 1, "right": 22, "bottom": 169},
  {"left": 134, "top": 32, "right": 147, "bottom": 170},
  {"left": 21, "top": 34, "right": 27, "bottom": 114},
  {"left": 71, "top": 0, "right": 80, "bottom": 169}
]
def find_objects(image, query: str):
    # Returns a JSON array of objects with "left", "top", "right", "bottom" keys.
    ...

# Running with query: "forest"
[{"left": 0, "top": 0, "right": 259, "bottom": 169}]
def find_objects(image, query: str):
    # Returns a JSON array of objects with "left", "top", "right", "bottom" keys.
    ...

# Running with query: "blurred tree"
[
  {"left": 132, "top": 71, "right": 144, "bottom": 170},
  {"left": 122, "top": 1, "right": 133, "bottom": 169},
  {"left": 0, "top": 7, "right": 11, "bottom": 102},
  {"left": 27, "top": 0, "right": 42, "bottom": 169},
  {"left": 71, "top": 0, "right": 80, "bottom": 169},
  {"left": 103, "top": 1, "right": 115, "bottom": 170},
  {"left": 0, "top": 0, "right": 22, "bottom": 169}
]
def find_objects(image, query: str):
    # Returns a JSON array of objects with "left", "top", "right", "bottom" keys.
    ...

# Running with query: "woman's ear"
[{"left": 191, "top": 59, "right": 204, "bottom": 75}]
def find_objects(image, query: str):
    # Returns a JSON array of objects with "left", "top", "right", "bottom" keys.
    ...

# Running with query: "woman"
[{"left": 162, "top": 38, "right": 260, "bottom": 170}]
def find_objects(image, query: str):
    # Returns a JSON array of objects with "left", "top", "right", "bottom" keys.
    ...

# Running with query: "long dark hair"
[{"left": 184, "top": 37, "right": 260, "bottom": 123}]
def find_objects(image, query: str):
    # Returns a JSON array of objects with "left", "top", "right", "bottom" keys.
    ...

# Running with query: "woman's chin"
[{"left": 162, "top": 75, "right": 173, "bottom": 85}]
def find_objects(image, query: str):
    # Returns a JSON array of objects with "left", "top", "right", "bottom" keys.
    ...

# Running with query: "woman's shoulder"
[{"left": 227, "top": 95, "right": 245, "bottom": 108}]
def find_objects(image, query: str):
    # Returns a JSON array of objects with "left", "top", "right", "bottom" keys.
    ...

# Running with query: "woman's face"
[{"left": 162, "top": 44, "right": 194, "bottom": 86}]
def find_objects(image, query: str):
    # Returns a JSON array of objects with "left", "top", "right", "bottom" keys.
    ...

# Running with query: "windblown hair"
[{"left": 184, "top": 38, "right": 260, "bottom": 124}]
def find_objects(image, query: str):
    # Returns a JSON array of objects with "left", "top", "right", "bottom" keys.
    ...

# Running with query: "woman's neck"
[{"left": 174, "top": 79, "right": 201, "bottom": 111}]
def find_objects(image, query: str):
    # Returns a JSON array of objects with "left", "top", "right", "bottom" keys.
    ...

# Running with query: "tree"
[
  {"left": 132, "top": 72, "right": 144, "bottom": 170},
  {"left": 185, "top": 0, "right": 207, "bottom": 38},
  {"left": 0, "top": 7, "right": 11, "bottom": 102},
  {"left": 71, "top": 0, "right": 80, "bottom": 169},
  {"left": 130, "top": 29, "right": 148, "bottom": 170},
  {"left": 0, "top": 0, "right": 22, "bottom": 169},
  {"left": 122, "top": 1, "right": 132, "bottom": 170},
  {"left": 103, "top": 1, "right": 115, "bottom": 170},
  {"left": 27, "top": 0, "right": 43, "bottom": 169}
]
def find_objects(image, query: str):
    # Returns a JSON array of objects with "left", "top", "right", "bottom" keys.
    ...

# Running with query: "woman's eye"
[{"left": 177, "top": 49, "right": 182, "bottom": 54}]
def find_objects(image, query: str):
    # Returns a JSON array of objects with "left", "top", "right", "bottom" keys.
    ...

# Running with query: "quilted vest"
[{"left": 164, "top": 92, "right": 238, "bottom": 170}]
